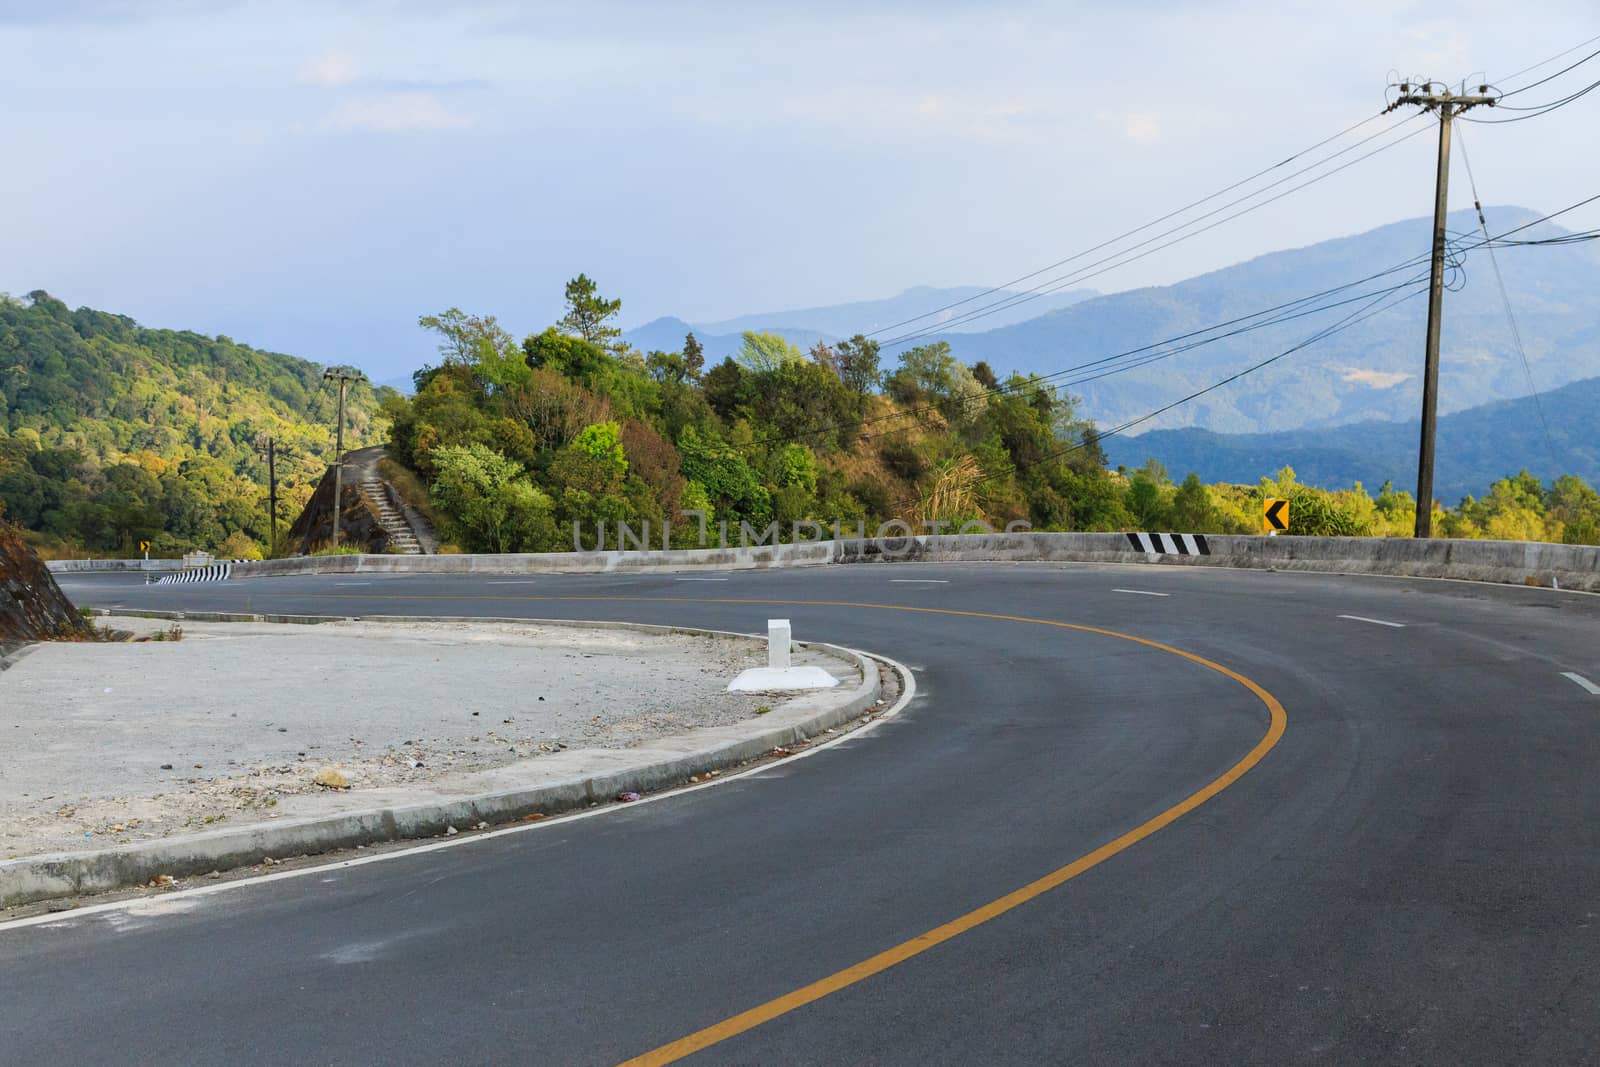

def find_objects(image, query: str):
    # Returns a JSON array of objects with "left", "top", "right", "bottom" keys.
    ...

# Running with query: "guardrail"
[{"left": 47, "top": 533, "right": 1600, "bottom": 592}]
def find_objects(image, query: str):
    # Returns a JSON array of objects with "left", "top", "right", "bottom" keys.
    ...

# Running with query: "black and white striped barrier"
[
  {"left": 1125, "top": 532, "right": 1211, "bottom": 556},
  {"left": 152, "top": 563, "right": 234, "bottom": 585}
]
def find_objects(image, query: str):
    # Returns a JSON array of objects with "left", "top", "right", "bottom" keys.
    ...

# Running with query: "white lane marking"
[
  {"left": 335, "top": 582, "right": 372, "bottom": 586},
  {"left": 0, "top": 651, "right": 917, "bottom": 934},
  {"left": 485, "top": 580, "right": 540, "bottom": 585},
  {"left": 1561, "top": 672, "right": 1600, "bottom": 696},
  {"left": 1337, "top": 614, "right": 1406, "bottom": 628},
  {"left": 1112, "top": 588, "right": 1170, "bottom": 597},
  {"left": 675, "top": 578, "right": 730, "bottom": 582},
  {"left": 890, "top": 579, "right": 949, "bottom": 584}
]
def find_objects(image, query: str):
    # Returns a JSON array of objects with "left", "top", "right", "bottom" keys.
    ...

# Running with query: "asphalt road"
[{"left": 5, "top": 562, "right": 1600, "bottom": 1065}]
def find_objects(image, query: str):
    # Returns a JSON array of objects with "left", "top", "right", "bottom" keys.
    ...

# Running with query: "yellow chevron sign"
[{"left": 1262, "top": 498, "right": 1289, "bottom": 533}]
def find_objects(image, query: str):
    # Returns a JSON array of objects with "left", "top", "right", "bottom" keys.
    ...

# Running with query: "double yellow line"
[{"left": 247, "top": 590, "right": 1287, "bottom": 1065}]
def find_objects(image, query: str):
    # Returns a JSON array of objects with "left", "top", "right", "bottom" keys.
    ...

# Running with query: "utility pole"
[
  {"left": 1387, "top": 81, "right": 1495, "bottom": 537},
  {"left": 266, "top": 437, "right": 278, "bottom": 557},
  {"left": 322, "top": 368, "right": 364, "bottom": 548}
]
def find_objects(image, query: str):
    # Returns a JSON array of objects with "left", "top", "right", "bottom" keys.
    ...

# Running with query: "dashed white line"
[
  {"left": 1112, "top": 588, "right": 1170, "bottom": 597},
  {"left": 890, "top": 579, "right": 949, "bottom": 584},
  {"left": 334, "top": 582, "right": 372, "bottom": 586},
  {"left": 1337, "top": 614, "right": 1406, "bottom": 628},
  {"left": 675, "top": 578, "right": 729, "bottom": 582},
  {"left": 485, "top": 580, "right": 540, "bottom": 585},
  {"left": 1561, "top": 671, "right": 1600, "bottom": 696}
]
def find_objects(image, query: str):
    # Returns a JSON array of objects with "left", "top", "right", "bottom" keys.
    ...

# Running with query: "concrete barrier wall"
[
  {"left": 835, "top": 532, "right": 1600, "bottom": 591},
  {"left": 49, "top": 534, "right": 1600, "bottom": 592},
  {"left": 46, "top": 559, "right": 183, "bottom": 573},
  {"left": 229, "top": 540, "right": 838, "bottom": 579}
]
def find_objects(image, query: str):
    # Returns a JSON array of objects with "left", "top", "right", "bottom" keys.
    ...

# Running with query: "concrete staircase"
[{"left": 359, "top": 476, "right": 424, "bottom": 554}]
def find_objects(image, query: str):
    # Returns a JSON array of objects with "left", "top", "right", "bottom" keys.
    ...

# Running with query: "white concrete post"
[{"left": 768, "top": 619, "right": 792, "bottom": 670}]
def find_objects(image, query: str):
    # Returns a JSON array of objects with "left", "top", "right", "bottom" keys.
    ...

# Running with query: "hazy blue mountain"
[
  {"left": 1102, "top": 374, "right": 1600, "bottom": 503},
  {"left": 621, "top": 285, "right": 1098, "bottom": 363},
  {"left": 937, "top": 206, "right": 1600, "bottom": 434},
  {"left": 692, "top": 285, "right": 1098, "bottom": 338},
  {"left": 621, "top": 317, "right": 835, "bottom": 364}
]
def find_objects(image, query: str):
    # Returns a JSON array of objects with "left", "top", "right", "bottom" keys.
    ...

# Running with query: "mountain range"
[
  {"left": 621, "top": 285, "right": 1098, "bottom": 363},
  {"left": 931, "top": 206, "right": 1599, "bottom": 434},
  {"left": 1101, "top": 373, "right": 1600, "bottom": 503},
  {"left": 621, "top": 206, "right": 1596, "bottom": 440}
]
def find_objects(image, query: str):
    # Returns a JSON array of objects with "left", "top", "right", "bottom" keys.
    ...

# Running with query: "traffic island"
[{"left": 0, "top": 615, "right": 890, "bottom": 908}]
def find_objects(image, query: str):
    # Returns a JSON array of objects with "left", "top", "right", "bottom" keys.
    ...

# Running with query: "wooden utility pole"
[
  {"left": 322, "top": 368, "right": 363, "bottom": 547},
  {"left": 1389, "top": 82, "right": 1495, "bottom": 537}
]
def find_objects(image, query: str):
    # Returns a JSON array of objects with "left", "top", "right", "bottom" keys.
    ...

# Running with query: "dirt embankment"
[{"left": 0, "top": 523, "right": 88, "bottom": 650}]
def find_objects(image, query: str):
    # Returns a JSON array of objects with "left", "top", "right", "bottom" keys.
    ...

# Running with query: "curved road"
[{"left": 5, "top": 563, "right": 1600, "bottom": 1064}]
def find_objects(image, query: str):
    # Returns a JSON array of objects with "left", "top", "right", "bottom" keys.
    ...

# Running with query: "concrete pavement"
[{"left": 3, "top": 563, "right": 1598, "bottom": 1064}]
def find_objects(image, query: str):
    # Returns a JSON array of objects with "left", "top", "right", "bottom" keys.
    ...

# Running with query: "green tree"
[
  {"left": 835, "top": 334, "right": 882, "bottom": 399},
  {"left": 571, "top": 421, "right": 628, "bottom": 480},
  {"left": 1170, "top": 473, "right": 1218, "bottom": 532},
  {"left": 559, "top": 274, "right": 622, "bottom": 350},
  {"left": 417, "top": 308, "right": 528, "bottom": 389},
  {"left": 428, "top": 443, "right": 556, "bottom": 553},
  {"left": 735, "top": 331, "right": 804, "bottom": 373},
  {"left": 682, "top": 332, "right": 705, "bottom": 379}
]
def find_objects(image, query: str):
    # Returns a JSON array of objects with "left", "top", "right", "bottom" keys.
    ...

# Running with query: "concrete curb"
[{"left": 0, "top": 616, "right": 891, "bottom": 908}]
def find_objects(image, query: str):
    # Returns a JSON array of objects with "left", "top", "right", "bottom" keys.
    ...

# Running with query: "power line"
[
  {"left": 860, "top": 109, "right": 1404, "bottom": 340},
  {"left": 865, "top": 36, "right": 1600, "bottom": 348},
  {"left": 877, "top": 117, "right": 1433, "bottom": 347},
  {"left": 1494, "top": 32, "right": 1600, "bottom": 86},
  {"left": 1454, "top": 125, "right": 1562, "bottom": 472},
  {"left": 980, "top": 283, "right": 1431, "bottom": 487},
  {"left": 1498, "top": 42, "right": 1600, "bottom": 97},
  {"left": 1462, "top": 76, "right": 1600, "bottom": 123},
  {"left": 762, "top": 242, "right": 1449, "bottom": 449},
  {"left": 755, "top": 193, "right": 1600, "bottom": 455}
]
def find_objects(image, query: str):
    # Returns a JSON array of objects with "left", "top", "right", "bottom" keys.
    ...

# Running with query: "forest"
[
  {"left": 0, "top": 291, "right": 387, "bottom": 558},
  {"left": 3, "top": 283, "right": 1597, "bottom": 558},
  {"left": 381, "top": 276, "right": 1600, "bottom": 553}
]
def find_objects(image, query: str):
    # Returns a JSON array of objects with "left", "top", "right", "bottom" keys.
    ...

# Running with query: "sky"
[{"left": 2, "top": 0, "right": 1597, "bottom": 382}]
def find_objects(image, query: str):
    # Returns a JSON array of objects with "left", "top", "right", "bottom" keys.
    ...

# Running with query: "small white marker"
[
  {"left": 1561, "top": 672, "right": 1600, "bottom": 696},
  {"left": 1337, "top": 614, "right": 1406, "bottom": 628},
  {"left": 1112, "top": 588, "right": 1170, "bottom": 597},
  {"left": 485, "top": 580, "right": 540, "bottom": 585},
  {"left": 890, "top": 579, "right": 949, "bottom": 584},
  {"left": 334, "top": 582, "right": 372, "bottom": 586},
  {"left": 675, "top": 577, "right": 730, "bottom": 582}
]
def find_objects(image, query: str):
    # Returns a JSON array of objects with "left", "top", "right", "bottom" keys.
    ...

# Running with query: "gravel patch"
[{"left": 0, "top": 617, "right": 850, "bottom": 858}]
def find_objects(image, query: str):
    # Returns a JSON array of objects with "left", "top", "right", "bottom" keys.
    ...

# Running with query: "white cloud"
[
  {"left": 320, "top": 93, "right": 476, "bottom": 132},
  {"left": 299, "top": 48, "right": 358, "bottom": 88},
  {"left": 1122, "top": 112, "right": 1162, "bottom": 145},
  {"left": 1341, "top": 368, "right": 1413, "bottom": 389}
]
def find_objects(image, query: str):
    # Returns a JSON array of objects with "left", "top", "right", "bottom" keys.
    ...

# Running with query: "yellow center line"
[{"left": 209, "top": 589, "right": 1288, "bottom": 1063}]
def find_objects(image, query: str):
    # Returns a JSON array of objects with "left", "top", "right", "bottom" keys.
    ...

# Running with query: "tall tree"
[
  {"left": 835, "top": 334, "right": 882, "bottom": 399},
  {"left": 735, "top": 330, "right": 804, "bottom": 373},
  {"left": 682, "top": 332, "right": 705, "bottom": 379},
  {"left": 559, "top": 274, "right": 622, "bottom": 351}
]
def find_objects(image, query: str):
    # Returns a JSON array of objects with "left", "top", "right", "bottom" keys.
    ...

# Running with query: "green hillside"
[{"left": 0, "top": 291, "right": 387, "bottom": 557}]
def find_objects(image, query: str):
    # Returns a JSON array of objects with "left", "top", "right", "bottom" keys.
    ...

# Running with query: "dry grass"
[{"left": 378, "top": 457, "right": 438, "bottom": 526}]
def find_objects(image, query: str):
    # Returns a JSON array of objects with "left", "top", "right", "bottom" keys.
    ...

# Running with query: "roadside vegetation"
[{"left": 381, "top": 276, "right": 1600, "bottom": 549}]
